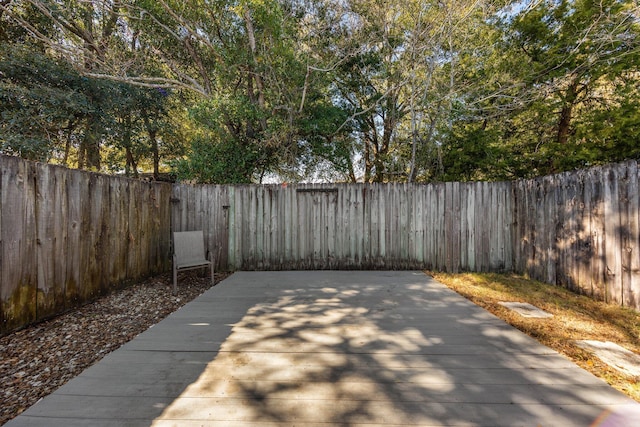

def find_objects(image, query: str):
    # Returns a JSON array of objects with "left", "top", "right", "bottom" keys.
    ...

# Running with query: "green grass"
[{"left": 430, "top": 271, "right": 640, "bottom": 402}]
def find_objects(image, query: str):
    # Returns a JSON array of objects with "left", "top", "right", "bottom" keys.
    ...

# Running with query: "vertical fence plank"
[
  {"left": 424, "top": 184, "right": 434, "bottom": 270},
  {"left": 546, "top": 175, "right": 559, "bottom": 285},
  {"left": 87, "top": 174, "right": 107, "bottom": 296},
  {"left": 619, "top": 164, "right": 631, "bottom": 306},
  {"left": 516, "top": 180, "right": 530, "bottom": 275},
  {"left": 575, "top": 170, "right": 592, "bottom": 296},
  {"left": 288, "top": 185, "right": 298, "bottom": 268},
  {"left": 590, "top": 168, "right": 606, "bottom": 300},
  {"left": 566, "top": 172, "right": 580, "bottom": 291},
  {"left": 512, "top": 181, "right": 522, "bottom": 273},
  {"left": 530, "top": 179, "right": 543, "bottom": 281},
  {"left": 475, "top": 182, "right": 487, "bottom": 272},
  {"left": 400, "top": 183, "right": 409, "bottom": 268},
  {"left": 345, "top": 185, "right": 355, "bottom": 266},
  {"left": 444, "top": 182, "right": 454, "bottom": 272},
  {"left": 490, "top": 183, "right": 499, "bottom": 271},
  {"left": 505, "top": 182, "right": 514, "bottom": 271},
  {"left": 65, "top": 168, "right": 82, "bottom": 304},
  {"left": 356, "top": 184, "right": 365, "bottom": 265},
  {"left": 35, "top": 163, "right": 58, "bottom": 319},
  {"left": 486, "top": 183, "right": 497, "bottom": 270},
  {"left": 148, "top": 183, "right": 160, "bottom": 273},
  {"left": 1, "top": 157, "right": 37, "bottom": 332},
  {"left": 126, "top": 179, "right": 140, "bottom": 281},
  {"left": 265, "top": 186, "right": 274, "bottom": 268},
  {"left": 369, "top": 185, "right": 380, "bottom": 265},
  {"left": 432, "top": 183, "right": 443, "bottom": 270},
  {"left": 140, "top": 181, "right": 152, "bottom": 279},
  {"left": 256, "top": 186, "right": 265, "bottom": 268},
  {"left": 466, "top": 183, "right": 476, "bottom": 271},
  {"left": 77, "top": 173, "right": 93, "bottom": 301},
  {"left": 379, "top": 184, "right": 387, "bottom": 266},
  {"left": 245, "top": 186, "right": 255, "bottom": 268},
  {"left": 231, "top": 185, "right": 240, "bottom": 269},
  {"left": 503, "top": 182, "right": 512, "bottom": 270},
  {"left": 604, "top": 167, "right": 623, "bottom": 304},
  {"left": 52, "top": 165, "right": 68, "bottom": 312},
  {"left": 272, "top": 186, "right": 282, "bottom": 268},
  {"left": 299, "top": 186, "right": 309, "bottom": 268},
  {"left": 458, "top": 183, "right": 468, "bottom": 270},
  {"left": 621, "top": 162, "right": 639, "bottom": 309},
  {"left": 492, "top": 183, "right": 502, "bottom": 271},
  {"left": 217, "top": 185, "right": 231, "bottom": 270},
  {"left": 281, "top": 185, "right": 291, "bottom": 266},
  {"left": 312, "top": 190, "right": 322, "bottom": 266},
  {"left": 414, "top": 184, "right": 424, "bottom": 266},
  {"left": 626, "top": 162, "right": 640, "bottom": 309}
]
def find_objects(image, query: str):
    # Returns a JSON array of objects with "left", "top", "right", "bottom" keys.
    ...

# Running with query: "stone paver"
[
  {"left": 6, "top": 271, "right": 640, "bottom": 426},
  {"left": 575, "top": 340, "right": 640, "bottom": 378},
  {"left": 498, "top": 301, "right": 554, "bottom": 318}
]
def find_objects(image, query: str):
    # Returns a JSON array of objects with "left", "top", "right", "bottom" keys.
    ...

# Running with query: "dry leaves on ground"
[
  {"left": 431, "top": 271, "right": 640, "bottom": 403},
  {"left": 0, "top": 271, "right": 229, "bottom": 426}
]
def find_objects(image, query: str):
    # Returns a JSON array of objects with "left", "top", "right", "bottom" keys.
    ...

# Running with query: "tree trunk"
[
  {"left": 63, "top": 119, "right": 75, "bottom": 167},
  {"left": 363, "top": 132, "right": 373, "bottom": 183},
  {"left": 141, "top": 111, "right": 160, "bottom": 180},
  {"left": 79, "top": 117, "right": 101, "bottom": 170},
  {"left": 0, "top": 0, "right": 10, "bottom": 41},
  {"left": 125, "top": 147, "right": 139, "bottom": 178},
  {"left": 556, "top": 79, "right": 580, "bottom": 145},
  {"left": 373, "top": 95, "right": 398, "bottom": 183},
  {"left": 150, "top": 127, "right": 160, "bottom": 180},
  {"left": 556, "top": 103, "right": 574, "bottom": 146},
  {"left": 122, "top": 114, "right": 138, "bottom": 178},
  {"left": 243, "top": 8, "right": 267, "bottom": 132}
]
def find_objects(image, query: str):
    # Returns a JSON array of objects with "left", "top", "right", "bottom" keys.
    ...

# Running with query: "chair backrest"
[{"left": 173, "top": 231, "right": 206, "bottom": 265}]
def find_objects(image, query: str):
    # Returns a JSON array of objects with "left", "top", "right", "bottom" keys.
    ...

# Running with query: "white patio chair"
[{"left": 172, "top": 231, "right": 214, "bottom": 295}]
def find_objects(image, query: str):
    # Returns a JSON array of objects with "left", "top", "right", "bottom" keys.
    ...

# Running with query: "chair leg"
[
  {"left": 172, "top": 265, "right": 177, "bottom": 296},
  {"left": 210, "top": 253, "right": 215, "bottom": 286}
]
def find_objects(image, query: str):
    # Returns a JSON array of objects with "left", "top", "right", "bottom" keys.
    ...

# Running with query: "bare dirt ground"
[{"left": 0, "top": 272, "right": 228, "bottom": 426}]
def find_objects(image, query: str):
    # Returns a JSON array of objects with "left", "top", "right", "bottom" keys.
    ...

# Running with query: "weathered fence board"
[
  {"left": 626, "top": 162, "right": 640, "bottom": 307},
  {"left": 0, "top": 155, "right": 172, "bottom": 335},
  {"left": 1, "top": 157, "right": 37, "bottom": 329}
]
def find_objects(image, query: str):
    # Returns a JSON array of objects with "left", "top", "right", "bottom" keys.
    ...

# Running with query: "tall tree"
[
  {"left": 461, "top": 0, "right": 640, "bottom": 179},
  {"left": 1, "top": 0, "right": 185, "bottom": 174}
]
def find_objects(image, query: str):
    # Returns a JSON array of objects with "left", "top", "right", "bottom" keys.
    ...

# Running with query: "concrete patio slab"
[{"left": 6, "top": 271, "right": 640, "bottom": 427}]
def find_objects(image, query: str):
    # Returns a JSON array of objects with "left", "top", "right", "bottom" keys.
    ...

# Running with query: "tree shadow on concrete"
[{"left": 152, "top": 271, "right": 638, "bottom": 426}]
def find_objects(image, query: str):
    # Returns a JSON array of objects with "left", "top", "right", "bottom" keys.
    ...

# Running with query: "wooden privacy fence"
[
  {"left": 172, "top": 161, "right": 640, "bottom": 311},
  {"left": 0, "top": 155, "right": 172, "bottom": 334},
  {"left": 513, "top": 161, "right": 640, "bottom": 309},
  {"left": 171, "top": 182, "right": 514, "bottom": 272},
  {"left": 2, "top": 156, "right": 639, "bottom": 334}
]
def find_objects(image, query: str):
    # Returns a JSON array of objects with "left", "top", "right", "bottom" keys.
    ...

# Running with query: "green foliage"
[
  {"left": 2, "top": 0, "right": 639, "bottom": 181},
  {"left": 0, "top": 47, "right": 91, "bottom": 160},
  {"left": 175, "top": 137, "right": 261, "bottom": 183},
  {"left": 0, "top": 44, "right": 179, "bottom": 171},
  {"left": 440, "top": 0, "right": 640, "bottom": 181},
  {"left": 173, "top": 96, "right": 268, "bottom": 183}
]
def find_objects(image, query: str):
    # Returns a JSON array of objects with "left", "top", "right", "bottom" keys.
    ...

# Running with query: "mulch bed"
[{"left": 0, "top": 271, "right": 229, "bottom": 425}]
